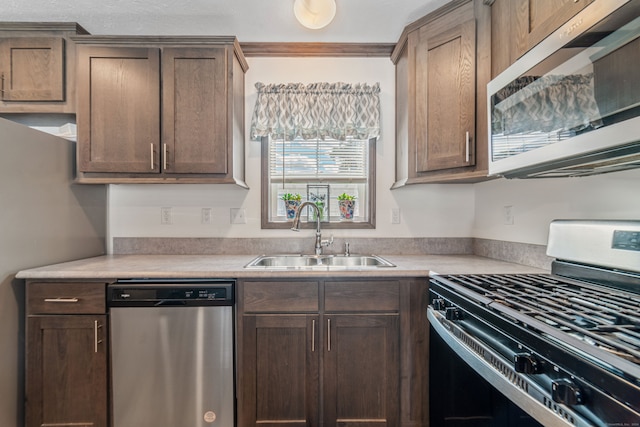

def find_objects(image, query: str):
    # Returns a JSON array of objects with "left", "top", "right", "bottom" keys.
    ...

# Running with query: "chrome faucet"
[{"left": 291, "top": 201, "right": 333, "bottom": 255}]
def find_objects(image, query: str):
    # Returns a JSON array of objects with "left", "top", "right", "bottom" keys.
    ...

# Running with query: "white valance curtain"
[{"left": 250, "top": 82, "right": 381, "bottom": 141}]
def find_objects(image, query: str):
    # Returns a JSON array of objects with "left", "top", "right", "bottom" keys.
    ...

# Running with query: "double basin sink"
[{"left": 245, "top": 254, "right": 396, "bottom": 270}]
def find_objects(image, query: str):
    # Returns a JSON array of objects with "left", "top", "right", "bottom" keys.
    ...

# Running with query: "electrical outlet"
[
  {"left": 391, "top": 208, "right": 401, "bottom": 224},
  {"left": 230, "top": 208, "right": 246, "bottom": 224},
  {"left": 503, "top": 205, "right": 514, "bottom": 225},
  {"left": 160, "top": 207, "right": 172, "bottom": 225},
  {"left": 201, "top": 208, "right": 213, "bottom": 225}
]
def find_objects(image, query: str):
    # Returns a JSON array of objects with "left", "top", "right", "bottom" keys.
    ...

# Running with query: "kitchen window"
[
  {"left": 250, "top": 82, "right": 380, "bottom": 229},
  {"left": 260, "top": 135, "right": 375, "bottom": 228}
]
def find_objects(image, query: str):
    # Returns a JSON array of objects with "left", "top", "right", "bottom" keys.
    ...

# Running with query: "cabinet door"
[
  {"left": 514, "top": 0, "right": 593, "bottom": 58},
  {"left": 490, "top": 0, "right": 516, "bottom": 78},
  {"left": 242, "top": 315, "right": 320, "bottom": 427},
  {"left": 76, "top": 46, "right": 160, "bottom": 173},
  {"left": 162, "top": 47, "right": 228, "bottom": 174},
  {"left": 26, "top": 315, "right": 108, "bottom": 427},
  {"left": 323, "top": 314, "right": 399, "bottom": 427},
  {"left": 414, "top": 18, "right": 476, "bottom": 172},
  {"left": 0, "top": 37, "right": 64, "bottom": 102}
]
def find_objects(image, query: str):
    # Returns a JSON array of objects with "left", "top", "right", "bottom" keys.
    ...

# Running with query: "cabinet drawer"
[
  {"left": 242, "top": 281, "right": 319, "bottom": 313},
  {"left": 325, "top": 281, "right": 399, "bottom": 312},
  {"left": 28, "top": 282, "right": 106, "bottom": 314}
]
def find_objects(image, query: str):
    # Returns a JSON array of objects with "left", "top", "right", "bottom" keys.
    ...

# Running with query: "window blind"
[{"left": 269, "top": 137, "right": 367, "bottom": 182}]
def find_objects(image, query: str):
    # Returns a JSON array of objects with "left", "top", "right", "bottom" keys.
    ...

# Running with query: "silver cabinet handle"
[
  {"left": 163, "top": 143, "right": 168, "bottom": 170},
  {"left": 312, "top": 319, "right": 316, "bottom": 352},
  {"left": 94, "top": 320, "right": 103, "bottom": 353},
  {"left": 327, "top": 318, "right": 331, "bottom": 352},
  {"left": 465, "top": 131, "right": 470, "bottom": 163},
  {"left": 150, "top": 143, "right": 155, "bottom": 170},
  {"left": 0, "top": 73, "right": 4, "bottom": 99},
  {"left": 44, "top": 297, "right": 79, "bottom": 303}
]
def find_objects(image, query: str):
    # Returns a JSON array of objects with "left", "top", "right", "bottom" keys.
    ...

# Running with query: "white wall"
[
  {"left": 473, "top": 169, "right": 640, "bottom": 245},
  {"left": 108, "top": 55, "right": 640, "bottom": 250},
  {"left": 107, "top": 56, "right": 477, "bottom": 250}
]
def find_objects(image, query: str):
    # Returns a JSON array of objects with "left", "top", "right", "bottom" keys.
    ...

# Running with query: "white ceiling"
[{"left": 4, "top": 0, "right": 451, "bottom": 43}]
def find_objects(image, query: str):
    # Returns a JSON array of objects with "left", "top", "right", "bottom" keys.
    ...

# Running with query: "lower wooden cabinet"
[
  {"left": 25, "top": 281, "right": 108, "bottom": 427},
  {"left": 26, "top": 315, "right": 108, "bottom": 427},
  {"left": 242, "top": 315, "right": 319, "bottom": 427},
  {"left": 324, "top": 314, "right": 399, "bottom": 427},
  {"left": 238, "top": 278, "right": 427, "bottom": 427},
  {"left": 242, "top": 313, "right": 399, "bottom": 427}
]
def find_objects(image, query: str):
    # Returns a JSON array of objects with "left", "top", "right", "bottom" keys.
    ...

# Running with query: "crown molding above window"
[{"left": 240, "top": 42, "right": 395, "bottom": 57}]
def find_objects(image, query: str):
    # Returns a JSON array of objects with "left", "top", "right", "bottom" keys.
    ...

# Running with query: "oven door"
[{"left": 427, "top": 307, "right": 594, "bottom": 427}]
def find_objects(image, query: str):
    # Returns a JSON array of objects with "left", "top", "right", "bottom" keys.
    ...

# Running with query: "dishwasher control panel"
[{"left": 108, "top": 280, "right": 235, "bottom": 307}]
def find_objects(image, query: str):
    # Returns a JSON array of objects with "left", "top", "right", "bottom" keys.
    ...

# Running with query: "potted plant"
[
  {"left": 281, "top": 193, "right": 302, "bottom": 220},
  {"left": 309, "top": 191, "right": 327, "bottom": 221},
  {"left": 337, "top": 192, "right": 356, "bottom": 221}
]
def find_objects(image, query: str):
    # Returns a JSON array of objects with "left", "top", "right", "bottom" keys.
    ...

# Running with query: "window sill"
[{"left": 261, "top": 220, "right": 375, "bottom": 230}]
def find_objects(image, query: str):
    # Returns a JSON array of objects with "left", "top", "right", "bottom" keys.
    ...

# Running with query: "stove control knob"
[
  {"left": 445, "top": 307, "right": 463, "bottom": 320},
  {"left": 552, "top": 379, "right": 583, "bottom": 406},
  {"left": 432, "top": 298, "right": 446, "bottom": 311},
  {"left": 514, "top": 353, "right": 540, "bottom": 374}
]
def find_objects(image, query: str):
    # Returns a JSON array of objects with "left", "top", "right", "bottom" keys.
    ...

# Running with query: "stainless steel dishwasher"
[{"left": 108, "top": 279, "right": 235, "bottom": 427}]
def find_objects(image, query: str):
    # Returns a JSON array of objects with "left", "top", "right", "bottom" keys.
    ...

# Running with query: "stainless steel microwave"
[{"left": 487, "top": 0, "right": 640, "bottom": 178}]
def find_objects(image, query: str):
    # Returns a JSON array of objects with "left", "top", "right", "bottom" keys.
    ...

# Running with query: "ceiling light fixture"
[{"left": 293, "top": 0, "right": 337, "bottom": 30}]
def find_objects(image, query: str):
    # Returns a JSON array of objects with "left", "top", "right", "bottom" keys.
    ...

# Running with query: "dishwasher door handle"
[{"left": 153, "top": 300, "right": 188, "bottom": 307}]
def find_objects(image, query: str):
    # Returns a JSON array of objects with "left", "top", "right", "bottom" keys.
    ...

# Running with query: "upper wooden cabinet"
[
  {"left": 413, "top": 18, "right": 476, "bottom": 173},
  {"left": 0, "top": 22, "right": 88, "bottom": 113},
  {"left": 392, "top": 0, "right": 492, "bottom": 186},
  {"left": 162, "top": 47, "right": 228, "bottom": 174},
  {"left": 491, "top": 0, "right": 594, "bottom": 77},
  {"left": 1, "top": 37, "right": 64, "bottom": 102},
  {"left": 76, "top": 46, "right": 160, "bottom": 175},
  {"left": 74, "top": 36, "right": 248, "bottom": 185}
]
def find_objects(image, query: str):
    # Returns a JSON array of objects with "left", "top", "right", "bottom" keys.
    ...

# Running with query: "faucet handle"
[
  {"left": 322, "top": 234, "right": 334, "bottom": 247},
  {"left": 344, "top": 242, "right": 350, "bottom": 256}
]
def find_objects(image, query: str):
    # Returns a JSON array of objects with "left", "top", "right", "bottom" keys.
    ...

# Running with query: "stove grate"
[{"left": 438, "top": 274, "right": 640, "bottom": 364}]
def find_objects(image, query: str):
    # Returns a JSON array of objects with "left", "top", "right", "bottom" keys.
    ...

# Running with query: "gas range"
[{"left": 428, "top": 220, "right": 640, "bottom": 427}]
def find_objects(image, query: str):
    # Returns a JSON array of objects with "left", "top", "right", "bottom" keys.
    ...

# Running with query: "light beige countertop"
[{"left": 16, "top": 254, "right": 549, "bottom": 280}]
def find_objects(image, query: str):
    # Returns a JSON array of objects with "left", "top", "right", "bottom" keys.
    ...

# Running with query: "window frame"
[{"left": 260, "top": 136, "right": 376, "bottom": 229}]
